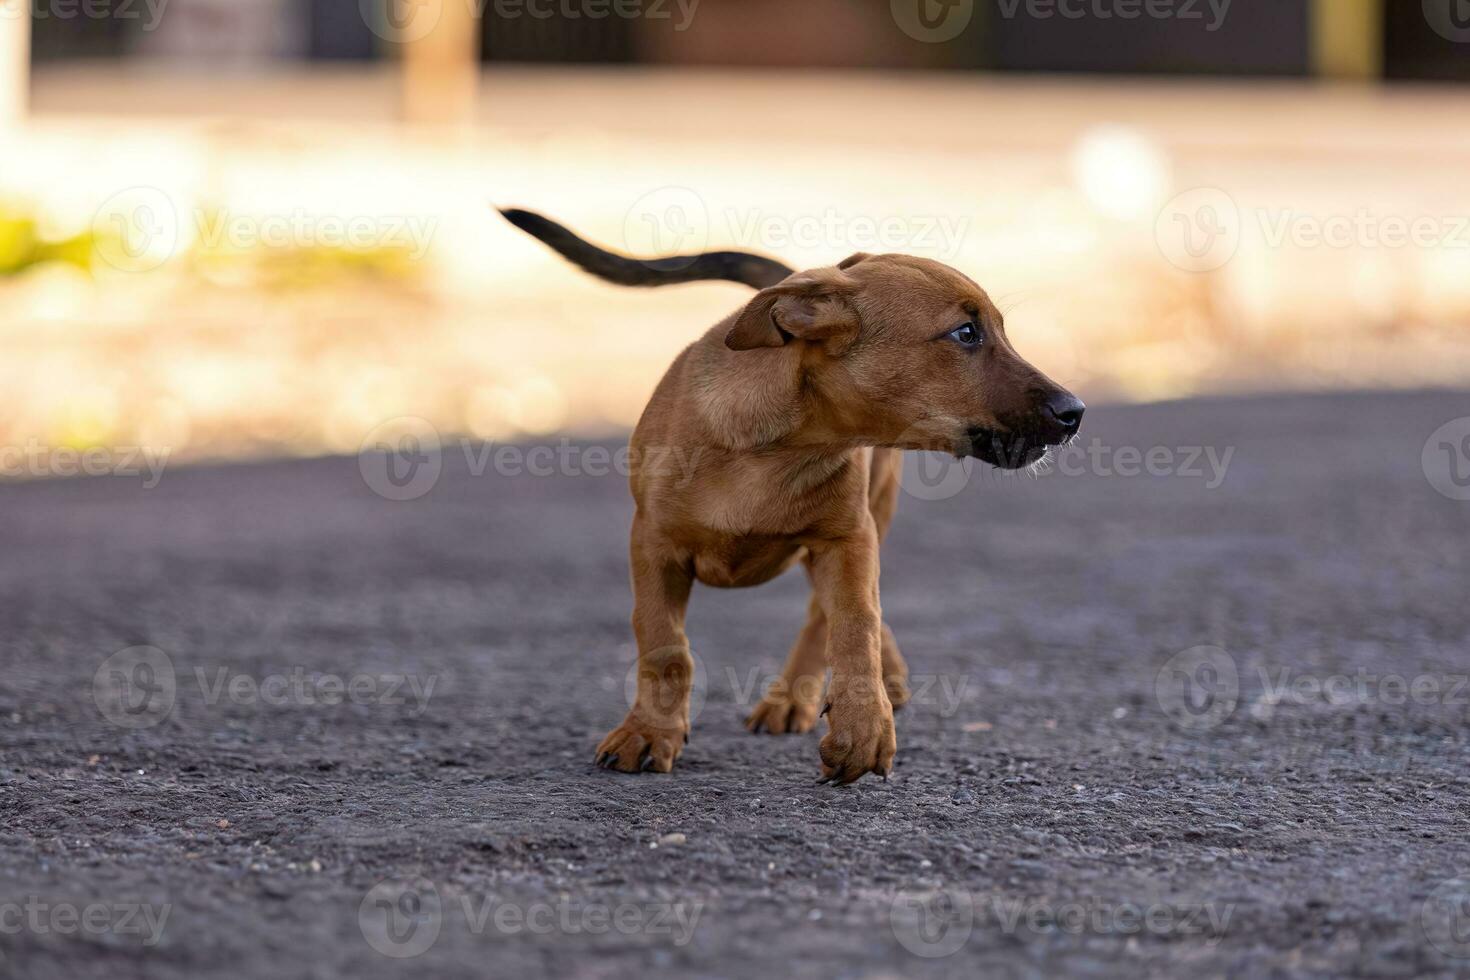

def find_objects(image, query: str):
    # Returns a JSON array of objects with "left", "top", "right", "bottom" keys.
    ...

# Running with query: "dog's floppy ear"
[
  {"left": 724, "top": 269, "right": 859, "bottom": 352},
  {"left": 837, "top": 252, "right": 871, "bottom": 270}
]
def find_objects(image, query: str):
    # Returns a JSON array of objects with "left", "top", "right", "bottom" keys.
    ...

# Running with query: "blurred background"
[{"left": 1, "top": 0, "right": 1467, "bottom": 468}]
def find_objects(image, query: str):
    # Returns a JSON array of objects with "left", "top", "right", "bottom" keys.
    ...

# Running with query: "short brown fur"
[{"left": 506, "top": 213, "right": 1083, "bottom": 784}]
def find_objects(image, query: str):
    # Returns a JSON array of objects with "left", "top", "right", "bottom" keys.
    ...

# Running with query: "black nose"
[{"left": 1044, "top": 392, "right": 1086, "bottom": 434}]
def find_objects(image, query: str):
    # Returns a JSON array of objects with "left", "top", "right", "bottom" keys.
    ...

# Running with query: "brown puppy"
[{"left": 502, "top": 209, "right": 1084, "bottom": 785}]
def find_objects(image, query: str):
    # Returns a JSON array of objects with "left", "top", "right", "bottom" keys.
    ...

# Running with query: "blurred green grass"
[
  {"left": 0, "top": 211, "right": 94, "bottom": 277},
  {"left": 0, "top": 204, "right": 424, "bottom": 288}
]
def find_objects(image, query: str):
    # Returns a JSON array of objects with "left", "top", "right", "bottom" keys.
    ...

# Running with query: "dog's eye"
[{"left": 948, "top": 322, "right": 983, "bottom": 348}]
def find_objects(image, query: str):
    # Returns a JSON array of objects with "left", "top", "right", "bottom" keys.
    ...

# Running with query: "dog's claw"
[
  {"left": 595, "top": 716, "right": 687, "bottom": 774},
  {"left": 817, "top": 766, "right": 846, "bottom": 786},
  {"left": 747, "top": 694, "right": 820, "bottom": 736}
]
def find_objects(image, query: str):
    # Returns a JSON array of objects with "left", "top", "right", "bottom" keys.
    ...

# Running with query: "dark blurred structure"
[
  {"left": 25, "top": 0, "right": 1470, "bottom": 82},
  {"left": 1386, "top": 1, "right": 1470, "bottom": 81},
  {"left": 990, "top": 1, "right": 1311, "bottom": 76}
]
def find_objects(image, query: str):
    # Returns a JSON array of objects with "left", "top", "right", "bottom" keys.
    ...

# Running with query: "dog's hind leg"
[
  {"left": 596, "top": 520, "right": 695, "bottom": 773},
  {"left": 869, "top": 449, "right": 911, "bottom": 710},
  {"left": 745, "top": 592, "right": 827, "bottom": 735}
]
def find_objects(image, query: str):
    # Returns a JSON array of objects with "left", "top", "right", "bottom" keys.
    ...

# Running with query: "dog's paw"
[
  {"left": 594, "top": 715, "right": 687, "bottom": 774},
  {"left": 745, "top": 689, "right": 820, "bottom": 735},
  {"left": 884, "top": 671, "right": 911, "bottom": 712},
  {"left": 816, "top": 677, "right": 896, "bottom": 785}
]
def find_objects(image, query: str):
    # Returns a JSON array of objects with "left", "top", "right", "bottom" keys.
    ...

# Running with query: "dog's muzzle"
[
  {"left": 963, "top": 428, "right": 1050, "bottom": 469},
  {"left": 963, "top": 392, "right": 1086, "bottom": 469}
]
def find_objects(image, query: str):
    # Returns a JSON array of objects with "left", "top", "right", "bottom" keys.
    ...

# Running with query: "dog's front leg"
[
  {"left": 595, "top": 519, "right": 694, "bottom": 774},
  {"left": 808, "top": 522, "right": 896, "bottom": 785}
]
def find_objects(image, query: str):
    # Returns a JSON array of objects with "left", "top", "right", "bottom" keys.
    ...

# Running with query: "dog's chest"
[{"left": 690, "top": 535, "right": 804, "bottom": 589}]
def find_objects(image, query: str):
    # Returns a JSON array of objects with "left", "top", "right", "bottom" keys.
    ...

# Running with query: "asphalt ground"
[{"left": 2, "top": 389, "right": 1469, "bottom": 979}]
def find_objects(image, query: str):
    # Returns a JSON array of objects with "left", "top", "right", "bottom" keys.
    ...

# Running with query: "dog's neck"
[
  {"left": 690, "top": 329, "right": 865, "bottom": 459},
  {"left": 690, "top": 332, "right": 803, "bottom": 450}
]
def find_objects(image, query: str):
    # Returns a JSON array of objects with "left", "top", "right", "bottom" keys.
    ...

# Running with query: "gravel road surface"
[{"left": 2, "top": 390, "right": 1469, "bottom": 979}]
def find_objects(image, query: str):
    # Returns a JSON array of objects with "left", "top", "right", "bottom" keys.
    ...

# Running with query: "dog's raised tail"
[{"left": 499, "top": 207, "right": 793, "bottom": 290}]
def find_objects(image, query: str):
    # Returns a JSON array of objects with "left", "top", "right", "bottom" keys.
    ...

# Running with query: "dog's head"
[{"left": 724, "top": 253, "right": 1084, "bottom": 468}]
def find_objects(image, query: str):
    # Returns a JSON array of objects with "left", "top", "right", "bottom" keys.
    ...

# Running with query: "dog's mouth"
[{"left": 961, "top": 427, "right": 1054, "bottom": 470}]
